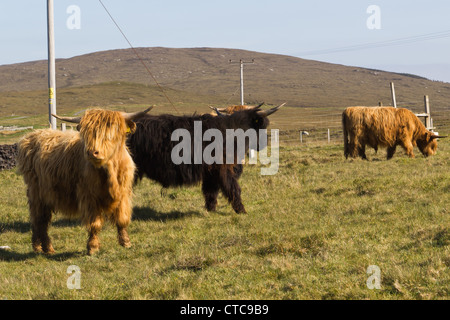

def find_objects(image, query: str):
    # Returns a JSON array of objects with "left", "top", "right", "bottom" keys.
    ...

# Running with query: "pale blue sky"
[{"left": 1, "top": 0, "right": 450, "bottom": 81}]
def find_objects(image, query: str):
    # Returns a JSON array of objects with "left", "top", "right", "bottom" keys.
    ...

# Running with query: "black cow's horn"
[
  {"left": 257, "top": 102, "right": 286, "bottom": 117},
  {"left": 209, "top": 106, "right": 227, "bottom": 112},
  {"left": 431, "top": 134, "right": 447, "bottom": 139},
  {"left": 255, "top": 102, "right": 265, "bottom": 109},
  {"left": 122, "top": 106, "right": 153, "bottom": 121},
  {"left": 211, "top": 107, "right": 224, "bottom": 117}
]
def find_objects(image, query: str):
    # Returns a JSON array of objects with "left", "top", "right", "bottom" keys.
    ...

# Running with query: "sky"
[{"left": 1, "top": 0, "right": 450, "bottom": 82}]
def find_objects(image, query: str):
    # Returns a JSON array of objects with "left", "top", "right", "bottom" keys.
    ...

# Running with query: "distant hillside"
[{"left": 1, "top": 47, "right": 450, "bottom": 113}]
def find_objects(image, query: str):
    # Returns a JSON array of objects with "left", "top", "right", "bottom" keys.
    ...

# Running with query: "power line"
[
  {"left": 298, "top": 29, "right": 450, "bottom": 56},
  {"left": 225, "top": 85, "right": 242, "bottom": 105},
  {"left": 98, "top": 0, "right": 179, "bottom": 114}
]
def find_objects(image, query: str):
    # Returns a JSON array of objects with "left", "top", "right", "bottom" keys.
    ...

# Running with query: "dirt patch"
[{"left": 0, "top": 143, "right": 18, "bottom": 170}]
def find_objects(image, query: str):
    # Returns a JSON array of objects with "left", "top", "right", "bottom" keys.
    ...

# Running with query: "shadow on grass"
[
  {"left": 0, "top": 221, "right": 30, "bottom": 233},
  {"left": 132, "top": 206, "right": 203, "bottom": 222},
  {"left": 0, "top": 219, "right": 81, "bottom": 234},
  {"left": 0, "top": 250, "right": 80, "bottom": 262},
  {"left": 0, "top": 207, "right": 207, "bottom": 234}
]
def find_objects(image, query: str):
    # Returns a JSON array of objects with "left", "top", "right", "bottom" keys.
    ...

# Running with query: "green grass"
[
  {"left": 1, "top": 49, "right": 448, "bottom": 300},
  {"left": 0, "top": 139, "right": 448, "bottom": 300}
]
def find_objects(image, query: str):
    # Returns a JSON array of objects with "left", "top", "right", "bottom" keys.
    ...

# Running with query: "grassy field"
[
  {"left": 1, "top": 47, "right": 448, "bottom": 300},
  {"left": 0, "top": 135, "right": 448, "bottom": 299}
]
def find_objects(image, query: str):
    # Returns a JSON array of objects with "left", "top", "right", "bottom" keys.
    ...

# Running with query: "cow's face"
[
  {"left": 213, "top": 103, "right": 284, "bottom": 152},
  {"left": 52, "top": 107, "right": 152, "bottom": 168},
  {"left": 249, "top": 111, "right": 270, "bottom": 151},
  {"left": 79, "top": 110, "right": 134, "bottom": 167},
  {"left": 417, "top": 132, "right": 439, "bottom": 157}
]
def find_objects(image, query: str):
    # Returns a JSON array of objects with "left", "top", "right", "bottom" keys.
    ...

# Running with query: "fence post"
[
  {"left": 61, "top": 123, "right": 66, "bottom": 131},
  {"left": 300, "top": 131, "right": 303, "bottom": 143},
  {"left": 424, "top": 95, "right": 431, "bottom": 130},
  {"left": 327, "top": 129, "right": 330, "bottom": 143}
]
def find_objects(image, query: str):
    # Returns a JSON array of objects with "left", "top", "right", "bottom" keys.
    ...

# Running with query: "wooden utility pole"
[
  {"left": 390, "top": 82, "right": 397, "bottom": 108},
  {"left": 47, "top": 0, "right": 57, "bottom": 129},
  {"left": 229, "top": 59, "right": 254, "bottom": 105}
]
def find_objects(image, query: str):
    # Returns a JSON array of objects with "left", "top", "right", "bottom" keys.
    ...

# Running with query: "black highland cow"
[{"left": 127, "top": 104, "right": 283, "bottom": 214}]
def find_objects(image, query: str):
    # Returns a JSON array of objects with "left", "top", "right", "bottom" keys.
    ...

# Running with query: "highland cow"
[
  {"left": 17, "top": 107, "right": 152, "bottom": 255},
  {"left": 208, "top": 103, "right": 260, "bottom": 116},
  {"left": 343, "top": 106, "right": 445, "bottom": 160},
  {"left": 127, "top": 103, "right": 284, "bottom": 214}
]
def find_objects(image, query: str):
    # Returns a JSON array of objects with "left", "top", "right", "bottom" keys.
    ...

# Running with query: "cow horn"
[
  {"left": 257, "top": 102, "right": 286, "bottom": 117},
  {"left": 255, "top": 102, "right": 265, "bottom": 109},
  {"left": 52, "top": 114, "right": 81, "bottom": 124},
  {"left": 431, "top": 134, "right": 447, "bottom": 139},
  {"left": 122, "top": 106, "right": 153, "bottom": 121},
  {"left": 209, "top": 106, "right": 226, "bottom": 112},
  {"left": 211, "top": 107, "right": 225, "bottom": 117}
]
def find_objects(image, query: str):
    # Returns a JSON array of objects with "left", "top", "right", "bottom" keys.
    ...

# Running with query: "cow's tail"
[{"left": 342, "top": 110, "right": 349, "bottom": 159}]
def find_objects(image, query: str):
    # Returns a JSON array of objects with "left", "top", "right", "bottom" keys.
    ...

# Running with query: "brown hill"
[
  {"left": 1, "top": 47, "right": 449, "bottom": 139},
  {"left": 1, "top": 47, "right": 450, "bottom": 110}
]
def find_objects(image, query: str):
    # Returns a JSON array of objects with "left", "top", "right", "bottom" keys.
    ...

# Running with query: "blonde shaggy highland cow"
[
  {"left": 342, "top": 106, "right": 445, "bottom": 160},
  {"left": 17, "top": 107, "right": 151, "bottom": 255}
]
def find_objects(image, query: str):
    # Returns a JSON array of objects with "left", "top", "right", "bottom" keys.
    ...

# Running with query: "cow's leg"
[
  {"left": 348, "top": 134, "right": 358, "bottom": 158},
  {"left": 117, "top": 226, "right": 131, "bottom": 248},
  {"left": 233, "top": 164, "right": 243, "bottom": 179},
  {"left": 86, "top": 214, "right": 103, "bottom": 255},
  {"left": 29, "top": 200, "right": 55, "bottom": 254},
  {"left": 348, "top": 142, "right": 357, "bottom": 158},
  {"left": 387, "top": 146, "right": 397, "bottom": 159},
  {"left": 402, "top": 141, "right": 415, "bottom": 158},
  {"left": 218, "top": 166, "right": 246, "bottom": 214},
  {"left": 358, "top": 144, "right": 368, "bottom": 160},
  {"left": 114, "top": 199, "right": 132, "bottom": 248},
  {"left": 202, "top": 169, "right": 220, "bottom": 212}
]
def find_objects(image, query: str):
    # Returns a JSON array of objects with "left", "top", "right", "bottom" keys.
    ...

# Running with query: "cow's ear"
[{"left": 126, "top": 120, "right": 136, "bottom": 134}]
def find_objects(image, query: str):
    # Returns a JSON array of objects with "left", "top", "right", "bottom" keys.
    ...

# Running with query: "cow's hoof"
[
  {"left": 121, "top": 241, "right": 132, "bottom": 248},
  {"left": 43, "top": 246, "right": 55, "bottom": 255},
  {"left": 87, "top": 246, "right": 100, "bottom": 256},
  {"left": 32, "top": 245, "right": 43, "bottom": 253},
  {"left": 205, "top": 205, "right": 217, "bottom": 212}
]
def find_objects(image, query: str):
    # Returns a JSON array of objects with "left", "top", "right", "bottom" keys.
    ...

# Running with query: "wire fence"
[{"left": 272, "top": 106, "right": 450, "bottom": 146}]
